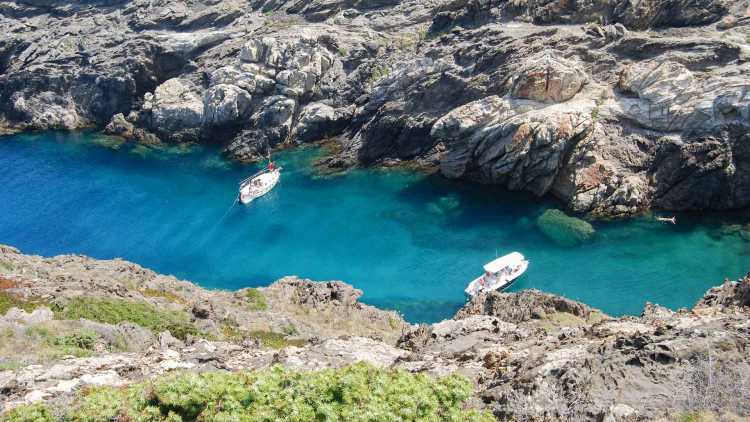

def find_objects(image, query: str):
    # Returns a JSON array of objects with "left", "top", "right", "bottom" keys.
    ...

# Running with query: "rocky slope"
[
  {"left": 1, "top": 0, "right": 749, "bottom": 216},
  {"left": 1, "top": 245, "right": 748, "bottom": 421}
]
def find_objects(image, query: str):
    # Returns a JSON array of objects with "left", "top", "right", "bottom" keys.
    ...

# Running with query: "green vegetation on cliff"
[
  {"left": 52, "top": 297, "right": 201, "bottom": 340},
  {"left": 0, "top": 290, "right": 41, "bottom": 316},
  {"left": 244, "top": 288, "right": 268, "bottom": 311},
  {"left": 1, "top": 363, "right": 493, "bottom": 422}
]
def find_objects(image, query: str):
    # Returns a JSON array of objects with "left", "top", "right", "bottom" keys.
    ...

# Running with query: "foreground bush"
[
  {"left": 536, "top": 209, "right": 595, "bottom": 247},
  {"left": 0, "top": 403, "right": 53, "bottom": 422},
  {"left": 1, "top": 363, "right": 494, "bottom": 422}
]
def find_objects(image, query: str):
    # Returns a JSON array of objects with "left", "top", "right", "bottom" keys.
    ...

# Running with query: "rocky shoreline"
[
  {"left": 1, "top": 245, "right": 749, "bottom": 420},
  {"left": 2, "top": 0, "right": 750, "bottom": 217}
]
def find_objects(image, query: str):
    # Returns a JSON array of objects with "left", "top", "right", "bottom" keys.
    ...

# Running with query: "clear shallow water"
[{"left": 1, "top": 132, "right": 748, "bottom": 322}]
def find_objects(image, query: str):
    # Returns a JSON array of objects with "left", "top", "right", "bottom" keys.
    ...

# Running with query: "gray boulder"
[
  {"left": 510, "top": 53, "right": 587, "bottom": 103},
  {"left": 104, "top": 113, "right": 135, "bottom": 138},
  {"left": 203, "top": 84, "right": 252, "bottom": 127},
  {"left": 294, "top": 102, "right": 353, "bottom": 142},
  {"left": 147, "top": 78, "right": 205, "bottom": 142},
  {"left": 11, "top": 91, "right": 81, "bottom": 130}
]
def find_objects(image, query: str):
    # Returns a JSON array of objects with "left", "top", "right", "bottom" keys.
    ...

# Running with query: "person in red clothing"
[{"left": 268, "top": 161, "right": 275, "bottom": 171}]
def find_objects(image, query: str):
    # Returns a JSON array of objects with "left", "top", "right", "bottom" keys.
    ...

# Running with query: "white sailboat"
[
  {"left": 238, "top": 160, "right": 281, "bottom": 204},
  {"left": 465, "top": 252, "right": 528, "bottom": 296}
]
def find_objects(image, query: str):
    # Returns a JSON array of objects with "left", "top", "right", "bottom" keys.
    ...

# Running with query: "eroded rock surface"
[{"left": 398, "top": 274, "right": 750, "bottom": 421}]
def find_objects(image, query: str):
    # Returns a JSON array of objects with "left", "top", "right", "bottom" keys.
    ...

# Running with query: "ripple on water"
[{"left": 0, "top": 132, "right": 747, "bottom": 323}]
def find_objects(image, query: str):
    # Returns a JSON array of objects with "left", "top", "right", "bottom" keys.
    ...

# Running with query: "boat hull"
[
  {"left": 465, "top": 260, "right": 528, "bottom": 297},
  {"left": 239, "top": 169, "right": 280, "bottom": 204}
]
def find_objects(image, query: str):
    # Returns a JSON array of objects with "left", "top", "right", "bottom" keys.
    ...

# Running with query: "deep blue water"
[{"left": 1, "top": 132, "right": 748, "bottom": 322}]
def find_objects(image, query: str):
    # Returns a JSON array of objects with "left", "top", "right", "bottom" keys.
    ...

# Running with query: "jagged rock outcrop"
[
  {"left": 398, "top": 275, "right": 750, "bottom": 421},
  {"left": 696, "top": 273, "right": 750, "bottom": 308},
  {"left": 431, "top": 93, "right": 595, "bottom": 196},
  {"left": 1, "top": 0, "right": 749, "bottom": 216},
  {"left": 456, "top": 288, "right": 598, "bottom": 322}
]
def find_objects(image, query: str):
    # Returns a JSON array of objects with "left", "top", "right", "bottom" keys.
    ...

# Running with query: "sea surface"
[{"left": 1, "top": 132, "right": 748, "bottom": 322}]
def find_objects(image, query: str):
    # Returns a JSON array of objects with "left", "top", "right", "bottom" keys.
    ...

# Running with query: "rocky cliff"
[
  {"left": 1, "top": 0, "right": 749, "bottom": 216},
  {"left": 1, "top": 245, "right": 748, "bottom": 421}
]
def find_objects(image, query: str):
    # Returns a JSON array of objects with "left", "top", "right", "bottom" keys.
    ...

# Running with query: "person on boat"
[{"left": 268, "top": 161, "right": 276, "bottom": 171}]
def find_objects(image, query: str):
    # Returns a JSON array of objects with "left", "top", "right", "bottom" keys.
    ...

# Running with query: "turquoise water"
[{"left": 1, "top": 132, "right": 748, "bottom": 322}]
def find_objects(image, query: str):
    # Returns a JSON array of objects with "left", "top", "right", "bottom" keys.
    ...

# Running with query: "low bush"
[
  {"left": 220, "top": 322, "right": 304, "bottom": 349},
  {"left": 0, "top": 291, "right": 39, "bottom": 316},
  {"left": 53, "top": 330, "right": 98, "bottom": 351},
  {"left": 2, "top": 363, "right": 494, "bottom": 421},
  {"left": 248, "top": 330, "right": 306, "bottom": 349},
  {"left": 0, "top": 403, "right": 54, "bottom": 422},
  {"left": 140, "top": 288, "right": 187, "bottom": 304},
  {"left": 244, "top": 288, "right": 268, "bottom": 311},
  {"left": 53, "top": 297, "right": 201, "bottom": 340}
]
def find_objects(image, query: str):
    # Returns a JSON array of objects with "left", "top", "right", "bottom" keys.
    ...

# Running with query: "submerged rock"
[
  {"left": 536, "top": 209, "right": 595, "bottom": 247},
  {"left": 426, "top": 194, "right": 461, "bottom": 215}
]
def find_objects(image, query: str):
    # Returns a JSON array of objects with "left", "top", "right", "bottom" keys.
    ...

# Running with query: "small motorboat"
[
  {"left": 238, "top": 161, "right": 281, "bottom": 204},
  {"left": 465, "top": 252, "right": 528, "bottom": 297}
]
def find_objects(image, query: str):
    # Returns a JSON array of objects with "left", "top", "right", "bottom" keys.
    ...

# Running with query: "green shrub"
[
  {"left": 53, "top": 330, "right": 98, "bottom": 350},
  {"left": 0, "top": 292, "right": 38, "bottom": 316},
  {"left": 0, "top": 260, "right": 13, "bottom": 272},
  {"left": 244, "top": 288, "right": 267, "bottom": 311},
  {"left": 0, "top": 402, "right": 54, "bottom": 422},
  {"left": 0, "top": 360, "right": 20, "bottom": 371},
  {"left": 25, "top": 363, "right": 494, "bottom": 421},
  {"left": 53, "top": 297, "right": 201, "bottom": 340},
  {"left": 590, "top": 106, "right": 600, "bottom": 122},
  {"left": 140, "top": 288, "right": 186, "bottom": 304},
  {"left": 248, "top": 330, "right": 305, "bottom": 349},
  {"left": 536, "top": 209, "right": 596, "bottom": 247},
  {"left": 367, "top": 65, "right": 391, "bottom": 87},
  {"left": 281, "top": 324, "right": 298, "bottom": 336}
]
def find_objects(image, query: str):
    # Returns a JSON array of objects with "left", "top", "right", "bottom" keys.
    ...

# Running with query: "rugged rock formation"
[
  {"left": 399, "top": 276, "right": 750, "bottom": 421},
  {"left": 1, "top": 245, "right": 749, "bottom": 420},
  {"left": 0, "top": 245, "right": 407, "bottom": 345},
  {"left": 1, "top": 0, "right": 749, "bottom": 216}
]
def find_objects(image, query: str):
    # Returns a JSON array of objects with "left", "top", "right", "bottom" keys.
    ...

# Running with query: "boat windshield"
[{"left": 488, "top": 266, "right": 513, "bottom": 277}]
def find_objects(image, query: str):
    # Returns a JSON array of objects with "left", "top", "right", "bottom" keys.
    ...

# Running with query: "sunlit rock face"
[
  {"left": 147, "top": 78, "right": 205, "bottom": 142},
  {"left": 510, "top": 53, "right": 588, "bottom": 103},
  {"left": 1, "top": 0, "right": 748, "bottom": 215}
]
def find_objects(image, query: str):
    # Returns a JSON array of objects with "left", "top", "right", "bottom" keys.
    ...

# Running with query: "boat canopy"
[{"left": 483, "top": 252, "right": 525, "bottom": 274}]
